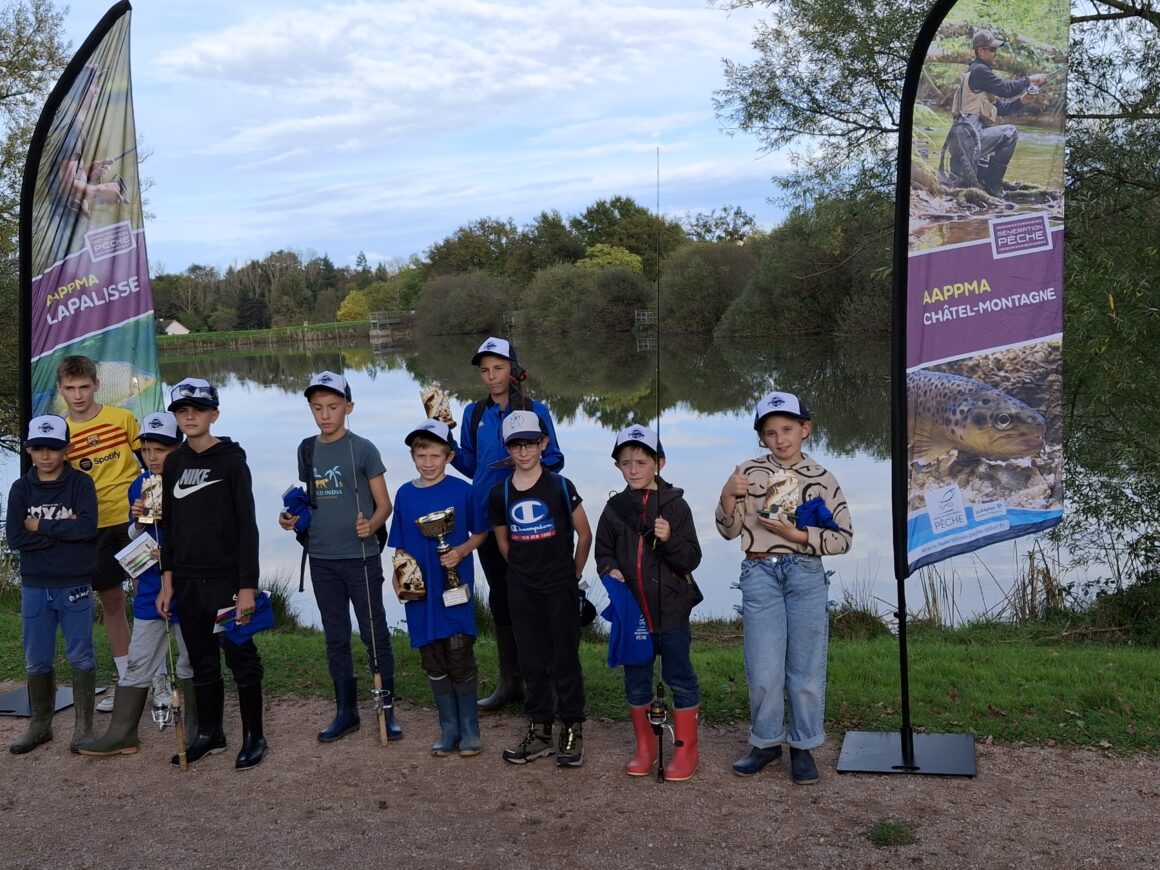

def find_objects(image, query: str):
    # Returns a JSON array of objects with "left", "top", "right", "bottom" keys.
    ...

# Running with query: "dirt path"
[{"left": 1, "top": 688, "right": 1157, "bottom": 869}]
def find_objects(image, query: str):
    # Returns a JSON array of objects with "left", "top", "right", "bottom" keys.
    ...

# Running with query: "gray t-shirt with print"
[{"left": 301, "top": 432, "right": 386, "bottom": 560}]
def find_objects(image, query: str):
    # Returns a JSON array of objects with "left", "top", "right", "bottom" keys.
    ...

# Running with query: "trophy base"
[
  {"left": 443, "top": 585, "right": 471, "bottom": 607},
  {"left": 399, "top": 589, "right": 426, "bottom": 602},
  {"left": 138, "top": 517, "right": 157, "bottom": 525}
]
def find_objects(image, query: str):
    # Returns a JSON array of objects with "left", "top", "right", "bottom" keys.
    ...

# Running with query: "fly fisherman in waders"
[{"left": 943, "top": 29, "right": 1046, "bottom": 198}]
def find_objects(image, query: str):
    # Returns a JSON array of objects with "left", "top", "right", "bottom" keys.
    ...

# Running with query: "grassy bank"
[
  {"left": 157, "top": 321, "right": 369, "bottom": 352},
  {"left": 3, "top": 607, "right": 1156, "bottom": 753}
]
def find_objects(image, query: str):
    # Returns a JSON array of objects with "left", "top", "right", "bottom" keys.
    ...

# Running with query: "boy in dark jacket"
[
  {"left": 594, "top": 425, "right": 702, "bottom": 781},
  {"left": 157, "top": 378, "right": 267, "bottom": 770},
  {"left": 6, "top": 415, "right": 98, "bottom": 755}
]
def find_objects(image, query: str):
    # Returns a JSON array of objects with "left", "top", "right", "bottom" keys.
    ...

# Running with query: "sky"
[{"left": 58, "top": 0, "right": 788, "bottom": 274}]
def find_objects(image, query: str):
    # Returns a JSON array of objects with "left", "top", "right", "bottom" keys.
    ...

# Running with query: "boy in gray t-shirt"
[{"left": 278, "top": 371, "right": 401, "bottom": 743}]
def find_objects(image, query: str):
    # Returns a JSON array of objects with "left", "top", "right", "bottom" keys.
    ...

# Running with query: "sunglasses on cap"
[{"left": 173, "top": 383, "right": 218, "bottom": 403}]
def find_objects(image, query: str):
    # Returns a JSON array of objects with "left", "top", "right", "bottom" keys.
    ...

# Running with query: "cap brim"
[
  {"left": 304, "top": 385, "right": 349, "bottom": 400},
  {"left": 405, "top": 430, "right": 450, "bottom": 446},
  {"left": 168, "top": 398, "right": 216, "bottom": 411},
  {"left": 503, "top": 430, "right": 543, "bottom": 444},
  {"left": 25, "top": 438, "right": 68, "bottom": 449},
  {"left": 138, "top": 434, "right": 181, "bottom": 446},
  {"left": 472, "top": 351, "right": 511, "bottom": 366}
]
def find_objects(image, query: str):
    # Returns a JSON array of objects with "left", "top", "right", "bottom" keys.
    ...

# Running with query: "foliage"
[
  {"left": 867, "top": 820, "right": 918, "bottom": 848},
  {"left": 424, "top": 216, "right": 519, "bottom": 279},
  {"left": 576, "top": 243, "right": 643, "bottom": 273},
  {"left": 569, "top": 195, "right": 688, "bottom": 282},
  {"left": 580, "top": 268, "right": 651, "bottom": 332},
  {"left": 681, "top": 204, "right": 758, "bottom": 242},
  {"left": 414, "top": 270, "right": 512, "bottom": 336},
  {"left": 504, "top": 209, "right": 586, "bottom": 287},
  {"left": 658, "top": 241, "right": 758, "bottom": 332},
  {"left": 336, "top": 289, "right": 370, "bottom": 322},
  {"left": 518, "top": 263, "right": 596, "bottom": 333}
]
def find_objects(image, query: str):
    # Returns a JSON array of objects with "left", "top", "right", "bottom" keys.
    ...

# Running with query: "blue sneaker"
[
  {"left": 790, "top": 747, "right": 819, "bottom": 785},
  {"left": 731, "top": 745, "right": 782, "bottom": 776}
]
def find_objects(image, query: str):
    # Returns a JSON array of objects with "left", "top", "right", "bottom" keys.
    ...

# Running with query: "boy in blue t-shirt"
[
  {"left": 389, "top": 420, "right": 487, "bottom": 757},
  {"left": 279, "top": 371, "right": 400, "bottom": 743},
  {"left": 78, "top": 412, "right": 194, "bottom": 757},
  {"left": 6, "top": 415, "right": 98, "bottom": 755}
]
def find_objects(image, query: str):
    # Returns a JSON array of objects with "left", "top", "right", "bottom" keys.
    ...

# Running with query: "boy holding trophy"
[{"left": 389, "top": 420, "right": 486, "bottom": 757}]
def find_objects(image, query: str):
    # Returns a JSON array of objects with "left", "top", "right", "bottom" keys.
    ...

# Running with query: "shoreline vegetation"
[{"left": 158, "top": 321, "right": 370, "bottom": 353}]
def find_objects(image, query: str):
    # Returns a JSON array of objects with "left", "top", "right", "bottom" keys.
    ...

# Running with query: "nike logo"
[{"left": 173, "top": 468, "right": 222, "bottom": 499}]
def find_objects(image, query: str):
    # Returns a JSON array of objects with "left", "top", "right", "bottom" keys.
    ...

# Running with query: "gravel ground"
[{"left": 2, "top": 686, "right": 1158, "bottom": 869}]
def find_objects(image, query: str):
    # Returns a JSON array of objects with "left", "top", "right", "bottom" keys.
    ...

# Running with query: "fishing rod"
[
  {"left": 165, "top": 617, "right": 188, "bottom": 771},
  {"left": 349, "top": 431, "right": 391, "bottom": 747}
]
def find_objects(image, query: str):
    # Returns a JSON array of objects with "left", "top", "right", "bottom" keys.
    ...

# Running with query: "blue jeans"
[
  {"left": 311, "top": 556, "right": 395, "bottom": 685},
  {"left": 623, "top": 622, "right": 701, "bottom": 710},
  {"left": 22, "top": 585, "right": 95, "bottom": 674},
  {"left": 739, "top": 554, "right": 829, "bottom": 750}
]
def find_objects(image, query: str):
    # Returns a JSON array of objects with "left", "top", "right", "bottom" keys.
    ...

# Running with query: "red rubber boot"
[
  {"left": 663, "top": 706, "right": 700, "bottom": 782},
  {"left": 626, "top": 704, "right": 658, "bottom": 776}
]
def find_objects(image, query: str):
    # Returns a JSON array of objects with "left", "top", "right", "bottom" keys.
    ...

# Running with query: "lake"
[{"left": 1, "top": 332, "right": 1034, "bottom": 630}]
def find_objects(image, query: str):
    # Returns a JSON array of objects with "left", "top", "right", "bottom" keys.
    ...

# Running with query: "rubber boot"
[
  {"left": 173, "top": 679, "right": 226, "bottom": 766},
  {"left": 76, "top": 685, "right": 149, "bottom": 756},
  {"left": 477, "top": 625, "right": 524, "bottom": 712},
  {"left": 381, "top": 675, "right": 403, "bottom": 740},
  {"left": 318, "top": 677, "right": 361, "bottom": 743},
  {"left": 663, "top": 705, "right": 700, "bottom": 782},
  {"left": 235, "top": 682, "right": 268, "bottom": 771},
  {"left": 69, "top": 668, "right": 97, "bottom": 753},
  {"left": 626, "top": 704, "right": 658, "bottom": 776},
  {"left": 429, "top": 678, "right": 459, "bottom": 757},
  {"left": 453, "top": 677, "right": 481, "bottom": 757},
  {"left": 9, "top": 672, "right": 55, "bottom": 755},
  {"left": 177, "top": 678, "right": 197, "bottom": 751}
]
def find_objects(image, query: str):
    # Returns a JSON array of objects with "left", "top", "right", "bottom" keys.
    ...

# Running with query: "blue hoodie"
[{"left": 6, "top": 463, "right": 98, "bottom": 588}]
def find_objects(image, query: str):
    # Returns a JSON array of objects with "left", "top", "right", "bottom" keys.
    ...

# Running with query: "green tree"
[
  {"left": 504, "top": 210, "right": 586, "bottom": 287},
  {"left": 425, "top": 217, "right": 519, "bottom": 278},
  {"left": 681, "top": 205, "right": 759, "bottom": 242},
  {"left": 519, "top": 264, "right": 596, "bottom": 334},
  {"left": 336, "top": 289, "right": 370, "bottom": 322},
  {"left": 582, "top": 268, "right": 652, "bottom": 332},
  {"left": 414, "top": 271, "right": 512, "bottom": 335},
  {"left": 659, "top": 241, "right": 759, "bottom": 332},
  {"left": 570, "top": 196, "right": 688, "bottom": 281},
  {"left": 577, "top": 243, "right": 644, "bottom": 273}
]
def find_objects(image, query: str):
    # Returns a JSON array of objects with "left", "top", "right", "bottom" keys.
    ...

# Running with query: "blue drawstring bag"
[
  {"left": 794, "top": 496, "right": 841, "bottom": 532},
  {"left": 600, "top": 573, "right": 654, "bottom": 668},
  {"left": 281, "top": 485, "right": 311, "bottom": 534},
  {"left": 219, "top": 590, "right": 275, "bottom": 645}
]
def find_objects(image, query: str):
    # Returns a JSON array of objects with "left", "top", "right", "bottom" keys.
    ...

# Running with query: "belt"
[{"left": 745, "top": 551, "right": 780, "bottom": 561}]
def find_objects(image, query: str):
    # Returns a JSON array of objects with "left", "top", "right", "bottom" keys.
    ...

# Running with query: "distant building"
[{"left": 158, "top": 318, "right": 190, "bottom": 336}]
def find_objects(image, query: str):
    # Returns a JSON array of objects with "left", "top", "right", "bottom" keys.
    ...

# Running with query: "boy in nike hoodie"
[{"left": 157, "top": 378, "right": 267, "bottom": 770}]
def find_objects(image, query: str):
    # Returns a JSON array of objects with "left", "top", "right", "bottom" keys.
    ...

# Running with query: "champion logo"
[
  {"left": 173, "top": 468, "right": 221, "bottom": 498},
  {"left": 511, "top": 498, "right": 549, "bottom": 525}
]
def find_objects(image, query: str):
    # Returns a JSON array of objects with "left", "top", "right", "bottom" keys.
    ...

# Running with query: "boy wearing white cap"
[
  {"left": 156, "top": 378, "right": 268, "bottom": 770},
  {"left": 78, "top": 412, "right": 194, "bottom": 757},
  {"left": 489, "top": 410, "right": 591, "bottom": 766},
  {"left": 389, "top": 420, "right": 487, "bottom": 757},
  {"left": 452, "top": 337, "right": 565, "bottom": 713},
  {"left": 278, "top": 371, "right": 400, "bottom": 743},
  {"left": 716, "top": 391, "right": 853, "bottom": 784},
  {"left": 6, "top": 415, "right": 99, "bottom": 754},
  {"left": 595, "top": 425, "right": 703, "bottom": 780}
]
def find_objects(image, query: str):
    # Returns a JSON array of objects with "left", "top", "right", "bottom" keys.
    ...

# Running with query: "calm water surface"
[{"left": 2, "top": 333, "right": 1030, "bottom": 630}]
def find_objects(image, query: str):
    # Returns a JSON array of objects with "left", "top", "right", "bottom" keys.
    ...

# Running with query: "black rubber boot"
[
  {"left": 76, "top": 684, "right": 148, "bottom": 756},
  {"left": 478, "top": 626, "right": 524, "bottom": 713},
  {"left": 9, "top": 672, "right": 55, "bottom": 755},
  {"left": 177, "top": 678, "right": 197, "bottom": 750},
  {"left": 69, "top": 668, "right": 97, "bottom": 753},
  {"left": 318, "top": 677, "right": 360, "bottom": 743},
  {"left": 173, "top": 679, "right": 226, "bottom": 766},
  {"left": 235, "top": 682, "right": 268, "bottom": 771}
]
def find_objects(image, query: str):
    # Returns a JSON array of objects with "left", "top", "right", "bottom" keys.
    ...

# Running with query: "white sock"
[{"left": 114, "top": 655, "right": 129, "bottom": 680}]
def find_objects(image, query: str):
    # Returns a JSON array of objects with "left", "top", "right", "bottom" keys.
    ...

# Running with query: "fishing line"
[{"left": 348, "top": 429, "right": 391, "bottom": 746}]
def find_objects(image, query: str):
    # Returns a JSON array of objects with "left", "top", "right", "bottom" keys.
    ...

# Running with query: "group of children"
[{"left": 7, "top": 340, "right": 852, "bottom": 785}]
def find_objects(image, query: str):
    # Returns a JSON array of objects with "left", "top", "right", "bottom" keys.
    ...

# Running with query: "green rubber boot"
[
  {"left": 69, "top": 668, "right": 97, "bottom": 753},
  {"left": 9, "top": 672, "right": 55, "bottom": 755},
  {"left": 76, "top": 685, "right": 148, "bottom": 756}
]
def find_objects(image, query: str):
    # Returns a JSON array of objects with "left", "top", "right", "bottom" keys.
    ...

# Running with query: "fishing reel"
[
  {"left": 152, "top": 701, "right": 174, "bottom": 730},
  {"left": 1026, "top": 84, "right": 1040, "bottom": 96},
  {"left": 647, "top": 691, "right": 669, "bottom": 729},
  {"left": 371, "top": 685, "right": 394, "bottom": 714}
]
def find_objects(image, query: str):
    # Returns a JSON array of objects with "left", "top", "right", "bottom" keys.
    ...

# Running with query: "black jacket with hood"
[
  {"left": 159, "top": 437, "right": 259, "bottom": 591},
  {"left": 594, "top": 479, "right": 702, "bottom": 632}
]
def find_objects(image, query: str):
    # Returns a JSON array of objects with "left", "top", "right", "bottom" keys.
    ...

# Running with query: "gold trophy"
[
  {"left": 392, "top": 550, "right": 426, "bottom": 602},
  {"left": 415, "top": 508, "right": 471, "bottom": 607},
  {"left": 138, "top": 475, "right": 163, "bottom": 524}
]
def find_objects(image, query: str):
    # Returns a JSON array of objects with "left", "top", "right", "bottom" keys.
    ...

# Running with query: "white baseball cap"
[
  {"left": 501, "top": 410, "right": 545, "bottom": 445},
  {"left": 25, "top": 415, "right": 69, "bottom": 449},
  {"left": 753, "top": 391, "right": 811, "bottom": 430},
  {"left": 304, "top": 371, "right": 352, "bottom": 401},
  {"left": 612, "top": 424, "right": 665, "bottom": 459},
  {"left": 405, "top": 419, "right": 451, "bottom": 446}
]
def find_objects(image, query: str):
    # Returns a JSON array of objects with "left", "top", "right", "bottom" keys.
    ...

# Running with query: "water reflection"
[{"left": 0, "top": 333, "right": 1022, "bottom": 632}]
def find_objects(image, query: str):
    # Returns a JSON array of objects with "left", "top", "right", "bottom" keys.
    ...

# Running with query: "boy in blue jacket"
[{"left": 6, "top": 415, "right": 98, "bottom": 755}]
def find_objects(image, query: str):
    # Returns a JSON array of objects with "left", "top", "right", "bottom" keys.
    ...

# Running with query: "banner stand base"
[
  {"left": 837, "top": 730, "right": 976, "bottom": 776},
  {"left": 0, "top": 686, "right": 90, "bottom": 717}
]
